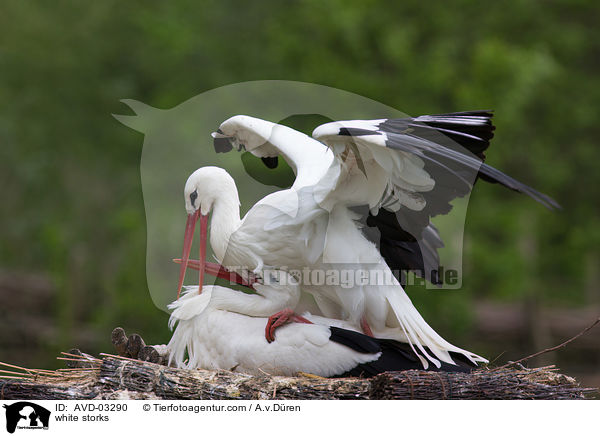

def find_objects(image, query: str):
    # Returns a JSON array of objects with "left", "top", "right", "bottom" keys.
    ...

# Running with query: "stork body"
[
  {"left": 176, "top": 113, "right": 558, "bottom": 369},
  {"left": 181, "top": 166, "right": 485, "bottom": 369},
  {"left": 167, "top": 272, "right": 473, "bottom": 376}
]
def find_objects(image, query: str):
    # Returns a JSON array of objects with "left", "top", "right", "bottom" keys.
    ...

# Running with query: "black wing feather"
[
  {"left": 359, "top": 111, "right": 558, "bottom": 285},
  {"left": 256, "top": 111, "right": 559, "bottom": 288},
  {"left": 328, "top": 326, "right": 381, "bottom": 354},
  {"left": 361, "top": 208, "right": 444, "bottom": 285},
  {"left": 328, "top": 326, "right": 475, "bottom": 378},
  {"left": 381, "top": 110, "right": 495, "bottom": 157},
  {"left": 380, "top": 111, "right": 559, "bottom": 210}
]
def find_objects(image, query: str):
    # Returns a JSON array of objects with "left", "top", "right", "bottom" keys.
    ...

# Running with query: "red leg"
[
  {"left": 360, "top": 316, "right": 374, "bottom": 337},
  {"left": 265, "top": 309, "right": 313, "bottom": 343}
]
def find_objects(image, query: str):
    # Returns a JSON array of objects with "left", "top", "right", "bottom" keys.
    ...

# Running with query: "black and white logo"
[{"left": 3, "top": 402, "right": 50, "bottom": 433}]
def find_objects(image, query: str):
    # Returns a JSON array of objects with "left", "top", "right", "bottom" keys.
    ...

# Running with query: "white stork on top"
[{"left": 175, "top": 111, "right": 558, "bottom": 369}]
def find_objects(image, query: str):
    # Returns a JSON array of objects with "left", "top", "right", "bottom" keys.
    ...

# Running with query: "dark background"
[{"left": 1, "top": 1, "right": 598, "bottom": 389}]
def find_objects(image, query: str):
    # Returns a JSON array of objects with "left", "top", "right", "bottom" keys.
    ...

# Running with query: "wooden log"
[
  {"left": 125, "top": 334, "right": 145, "bottom": 359},
  {"left": 370, "top": 367, "right": 588, "bottom": 400},
  {"left": 0, "top": 372, "right": 100, "bottom": 400},
  {"left": 111, "top": 327, "right": 167, "bottom": 364},
  {"left": 111, "top": 327, "right": 128, "bottom": 357},
  {"left": 0, "top": 356, "right": 594, "bottom": 400}
]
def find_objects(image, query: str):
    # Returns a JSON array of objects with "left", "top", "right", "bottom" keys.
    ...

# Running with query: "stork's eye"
[{"left": 190, "top": 190, "right": 198, "bottom": 207}]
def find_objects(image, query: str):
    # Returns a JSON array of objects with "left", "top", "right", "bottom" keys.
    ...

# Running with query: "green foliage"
[{"left": 0, "top": 0, "right": 598, "bottom": 367}]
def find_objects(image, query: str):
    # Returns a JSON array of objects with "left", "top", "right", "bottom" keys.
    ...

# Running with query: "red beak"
[
  {"left": 198, "top": 212, "right": 208, "bottom": 293},
  {"left": 173, "top": 259, "right": 258, "bottom": 289},
  {"left": 176, "top": 210, "right": 208, "bottom": 298}
]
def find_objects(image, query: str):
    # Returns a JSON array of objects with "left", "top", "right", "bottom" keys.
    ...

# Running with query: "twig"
[
  {"left": 60, "top": 351, "right": 99, "bottom": 361},
  {"left": 256, "top": 367, "right": 272, "bottom": 377},
  {"left": 0, "top": 370, "right": 33, "bottom": 377},
  {"left": 0, "top": 362, "right": 62, "bottom": 378},
  {"left": 56, "top": 357, "right": 92, "bottom": 363},
  {"left": 30, "top": 368, "right": 58, "bottom": 374},
  {"left": 99, "top": 352, "right": 142, "bottom": 363},
  {"left": 488, "top": 350, "right": 506, "bottom": 366},
  {"left": 0, "top": 375, "right": 32, "bottom": 380},
  {"left": 0, "top": 361, "right": 34, "bottom": 374},
  {"left": 30, "top": 370, "right": 61, "bottom": 377},
  {"left": 496, "top": 316, "right": 600, "bottom": 370},
  {"left": 56, "top": 367, "right": 99, "bottom": 372}
]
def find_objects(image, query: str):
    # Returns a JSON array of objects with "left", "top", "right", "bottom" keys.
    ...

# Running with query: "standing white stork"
[
  {"left": 213, "top": 113, "right": 558, "bottom": 284},
  {"left": 176, "top": 112, "right": 558, "bottom": 369},
  {"left": 167, "top": 270, "right": 473, "bottom": 376}
]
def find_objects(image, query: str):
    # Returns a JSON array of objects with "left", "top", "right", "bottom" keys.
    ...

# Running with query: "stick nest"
[{"left": 0, "top": 353, "right": 594, "bottom": 400}]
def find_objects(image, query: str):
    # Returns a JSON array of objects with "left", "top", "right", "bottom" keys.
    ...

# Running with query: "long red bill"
[
  {"left": 198, "top": 213, "right": 208, "bottom": 294},
  {"left": 173, "top": 259, "right": 257, "bottom": 289},
  {"left": 176, "top": 209, "right": 200, "bottom": 299}
]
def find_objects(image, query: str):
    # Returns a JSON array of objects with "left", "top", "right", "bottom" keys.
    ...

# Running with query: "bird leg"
[
  {"left": 173, "top": 259, "right": 258, "bottom": 288},
  {"left": 360, "top": 316, "right": 374, "bottom": 337},
  {"left": 265, "top": 309, "right": 313, "bottom": 343}
]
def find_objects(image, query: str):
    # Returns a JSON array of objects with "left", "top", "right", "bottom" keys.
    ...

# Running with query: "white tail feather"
[
  {"left": 383, "top": 287, "right": 487, "bottom": 367},
  {"left": 168, "top": 286, "right": 212, "bottom": 329}
]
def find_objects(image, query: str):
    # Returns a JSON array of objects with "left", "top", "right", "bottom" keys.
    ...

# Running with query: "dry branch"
[
  {"left": 0, "top": 356, "right": 594, "bottom": 400},
  {"left": 495, "top": 317, "right": 600, "bottom": 370},
  {"left": 1, "top": 324, "right": 597, "bottom": 400}
]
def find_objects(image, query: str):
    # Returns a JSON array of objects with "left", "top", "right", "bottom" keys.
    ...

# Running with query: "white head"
[
  {"left": 177, "top": 166, "right": 239, "bottom": 298},
  {"left": 184, "top": 166, "right": 238, "bottom": 216}
]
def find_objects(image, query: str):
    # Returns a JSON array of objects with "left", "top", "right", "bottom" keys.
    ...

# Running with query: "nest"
[
  {"left": 1, "top": 324, "right": 597, "bottom": 400},
  {"left": 0, "top": 353, "right": 594, "bottom": 400}
]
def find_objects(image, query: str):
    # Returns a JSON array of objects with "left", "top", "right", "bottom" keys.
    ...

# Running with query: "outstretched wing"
[
  {"left": 213, "top": 115, "right": 334, "bottom": 189},
  {"left": 213, "top": 115, "right": 442, "bottom": 283},
  {"left": 312, "top": 111, "right": 559, "bottom": 284},
  {"left": 313, "top": 111, "right": 558, "bottom": 216}
]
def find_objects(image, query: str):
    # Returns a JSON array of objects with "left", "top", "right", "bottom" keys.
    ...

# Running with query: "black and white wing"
[
  {"left": 312, "top": 111, "right": 559, "bottom": 284},
  {"left": 313, "top": 111, "right": 558, "bottom": 219}
]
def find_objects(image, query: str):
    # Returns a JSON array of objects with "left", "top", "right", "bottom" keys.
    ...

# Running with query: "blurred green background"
[{"left": 1, "top": 1, "right": 598, "bottom": 388}]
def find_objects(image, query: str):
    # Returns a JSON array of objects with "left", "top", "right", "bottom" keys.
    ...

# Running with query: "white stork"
[
  {"left": 176, "top": 112, "right": 558, "bottom": 369},
  {"left": 176, "top": 165, "right": 484, "bottom": 369},
  {"left": 167, "top": 270, "right": 473, "bottom": 376}
]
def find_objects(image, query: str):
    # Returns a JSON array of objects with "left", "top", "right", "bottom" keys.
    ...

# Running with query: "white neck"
[
  {"left": 209, "top": 282, "right": 299, "bottom": 317},
  {"left": 278, "top": 127, "right": 334, "bottom": 189},
  {"left": 209, "top": 189, "right": 242, "bottom": 262},
  {"left": 255, "top": 123, "right": 334, "bottom": 189}
]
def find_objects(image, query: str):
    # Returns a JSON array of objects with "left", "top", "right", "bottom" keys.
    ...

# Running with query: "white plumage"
[
  {"left": 179, "top": 165, "right": 483, "bottom": 369},
  {"left": 176, "top": 112, "right": 557, "bottom": 371},
  {"left": 167, "top": 271, "right": 382, "bottom": 377}
]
